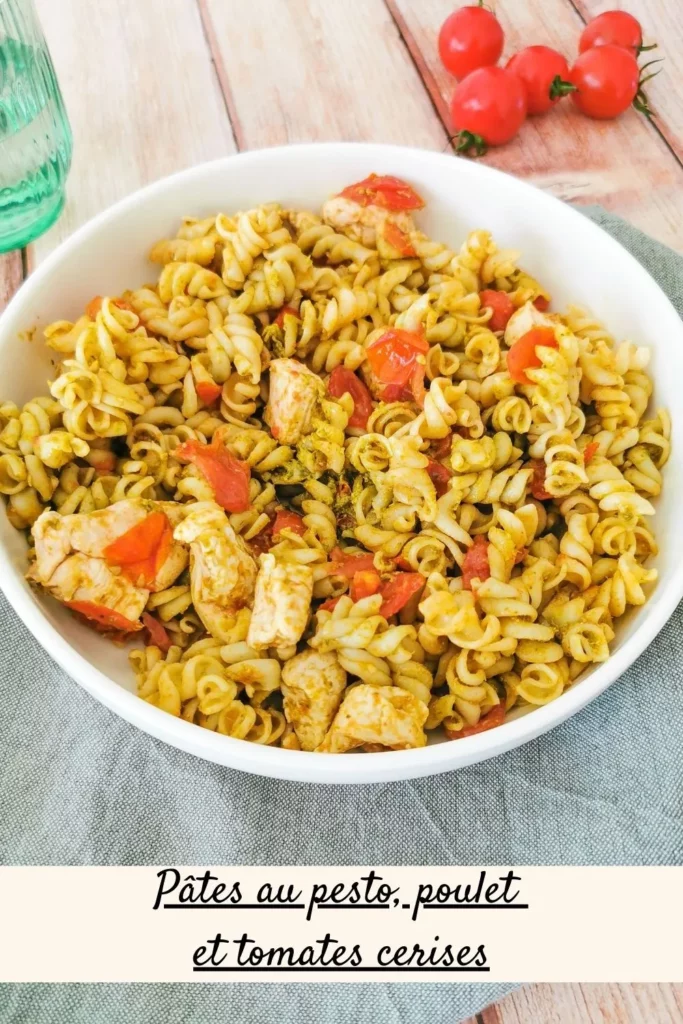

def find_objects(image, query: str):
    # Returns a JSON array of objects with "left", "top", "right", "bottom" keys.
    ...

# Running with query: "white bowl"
[{"left": 1, "top": 143, "right": 681, "bottom": 784}]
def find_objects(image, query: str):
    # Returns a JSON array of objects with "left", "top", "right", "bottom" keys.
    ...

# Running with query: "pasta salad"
[{"left": 0, "top": 173, "right": 669, "bottom": 754}]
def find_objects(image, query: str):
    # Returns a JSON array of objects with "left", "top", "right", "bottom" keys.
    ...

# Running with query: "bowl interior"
[{"left": 1, "top": 143, "right": 682, "bottom": 782}]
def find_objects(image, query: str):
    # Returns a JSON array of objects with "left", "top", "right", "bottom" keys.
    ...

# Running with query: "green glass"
[{"left": 0, "top": 0, "right": 72, "bottom": 252}]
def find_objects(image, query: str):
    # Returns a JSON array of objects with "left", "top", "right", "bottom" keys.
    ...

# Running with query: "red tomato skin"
[
  {"left": 438, "top": 6, "right": 504, "bottom": 81},
  {"left": 175, "top": 437, "right": 251, "bottom": 513},
  {"left": 426, "top": 458, "right": 453, "bottom": 498},
  {"left": 366, "top": 328, "right": 429, "bottom": 386},
  {"left": 103, "top": 512, "right": 173, "bottom": 589},
  {"left": 570, "top": 45, "right": 639, "bottom": 119},
  {"left": 583, "top": 441, "right": 600, "bottom": 464},
  {"left": 445, "top": 702, "right": 505, "bottom": 739},
  {"left": 275, "top": 305, "right": 300, "bottom": 328},
  {"left": 450, "top": 67, "right": 527, "bottom": 147},
  {"left": 461, "top": 536, "right": 491, "bottom": 590},
  {"left": 327, "top": 366, "right": 374, "bottom": 429},
  {"left": 338, "top": 175, "right": 424, "bottom": 211},
  {"left": 272, "top": 508, "right": 305, "bottom": 537},
  {"left": 529, "top": 459, "right": 552, "bottom": 501},
  {"left": 65, "top": 600, "right": 141, "bottom": 632},
  {"left": 579, "top": 10, "right": 643, "bottom": 56},
  {"left": 196, "top": 380, "right": 222, "bottom": 406},
  {"left": 350, "top": 570, "right": 382, "bottom": 603},
  {"left": 533, "top": 295, "right": 550, "bottom": 311},
  {"left": 383, "top": 221, "right": 416, "bottom": 257},
  {"left": 379, "top": 573, "right": 425, "bottom": 617},
  {"left": 507, "top": 326, "right": 558, "bottom": 385},
  {"left": 328, "top": 549, "right": 377, "bottom": 578},
  {"left": 479, "top": 289, "right": 515, "bottom": 331},
  {"left": 506, "top": 45, "right": 572, "bottom": 116},
  {"left": 142, "top": 612, "right": 172, "bottom": 653}
]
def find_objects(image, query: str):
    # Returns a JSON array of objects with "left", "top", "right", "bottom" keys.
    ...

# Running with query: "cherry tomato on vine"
[
  {"left": 438, "top": 5, "right": 504, "bottom": 81},
  {"left": 569, "top": 44, "right": 640, "bottom": 119},
  {"left": 579, "top": 10, "right": 649, "bottom": 57},
  {"left": 450, "top": 66, "right": 527, "bottom": 155},
  {"left": 506, "top": 46, "right": 576, "bottom": 116}
]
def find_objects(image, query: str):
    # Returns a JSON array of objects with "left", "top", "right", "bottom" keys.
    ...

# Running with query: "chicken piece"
[
  {"left": 173, "top": 503, "right": 257, "bottom": 643},
  {"left": 45, "top": 552, "right": 147, "bottom": 628},
  {"left": 281, "top": 649, "right": 347, "bottom": 751},
  {"left": 321, "top": 196, "right": 415, "bottom": 248},
  {"left": 265, "top": 358, "right": 324, "bottom": 445},
  {"left": 317, "top": 684, "right": 428, "bottom": 753},
  {"left": 30, "top": 499, "right": 188, "bottom": 593},
  {"left": 246, "top": 552, "right": 313, "bottom": 651},
  {"left": 504, "top": 300, "right": 560, "bottom": 348}
]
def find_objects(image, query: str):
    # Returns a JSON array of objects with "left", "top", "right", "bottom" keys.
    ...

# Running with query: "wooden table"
[{"left": 2, "top": 2, "right": 682, "bottom": 1019}]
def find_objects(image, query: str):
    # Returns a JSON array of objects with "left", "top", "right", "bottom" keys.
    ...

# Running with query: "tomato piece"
[
  {"left": 103, "top": 511, "right": 173, "bottom": 588},
  {"left": 319, "top": 596, "right": 341, "bottom": 612},
  {"left": 529, "top": 459, "right": 552, "bottom": 501},
  {"left": 506, "top": 46, "right": 576, "bottom": 116},
  {"left": 450, "top": 66, "right": 527, "bottom": 155},
  {"left": 379, "top": 573, "right": 425, "bottom": 617},
  {"left": 350, "top": 570, "right": 382, "bottom": 603},
  {"left": 430, "top": 434, "right": 453, "bottom": 461},
  {"left": 272, "top": 508, "right": 305, "bottom": 537},
  {"left": 327, "top": 366, "right": 374, "bottom": 429},
  {"left": 461, "top": 536, "right": 491, "bottom": 590},
  {"left": 196, "top": 380, "right": 222, "bottom": 406},
  {"left": 142, "top": 611, "right": 172, "bottom": 653},
  {"left": 579, "top": 11, "right": 644, "bottom": 57},
  {"left": 175, "top": 437, "right": 251, "bottom": 513},
  {"left": 533, "top": 295, "right": 550, "bottom": 311},
  {"left": 426, "top": 458, "right": 453, "bottom": 498},
  {"left": 479, "top": 289, "right": 515, "bottom": 332},
  {"left": 366, "top": 328, "right": 429, "bottom": 387},
  {"left": 569, "top": 45, "right": 640, "bottom": 120},
  {"left": 338, "top": 174, "right": 424, "bottom": 211},
  {"left": 438, "top": 6, "right": 504, "bottom": 81},
  {"left": 583, "top": 441, "right": 600, "bottom": 464},
  {"left": 275, "top": 305, "right": 300, "bottom": 328},
  {"left": 248, "top": 527, "right": 274, "bottom": 557},
  {"left": 445, "top": 702, "right": 505, "bottom": 740},
  {"left": 507, "top": 326, "right": 558, "bottom": 385},
  {"left": 328, "top": 548, "right": 378, "bottom": 577},
  {"left": 65, "top": 600, "right": 142, "bottom": 632},
  {"left": 382, "top": 221, "right": 416, "bottom": 257}
]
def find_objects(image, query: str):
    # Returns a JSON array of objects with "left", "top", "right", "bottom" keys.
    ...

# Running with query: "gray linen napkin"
[{"left": 1, "top": 208, "right": 681, "bottom": 1024}]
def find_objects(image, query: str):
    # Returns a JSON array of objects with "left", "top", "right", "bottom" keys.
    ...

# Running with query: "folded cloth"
[{"left": 1, "top": 208, "right": 681, "bottom": 1024}]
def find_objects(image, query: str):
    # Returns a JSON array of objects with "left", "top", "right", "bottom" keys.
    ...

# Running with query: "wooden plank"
[
  {"left": 198, "top": 0, "right": 447, "bottom": 149},
  {"left": 387, "top": 0, "right": 683, "bottom": 251},
  {"left": 574, "top": 1, "right": 683, "bottom": 164},
  {"left": 30, "top": 0, "right": 236, "bottom": 266},
  {"left": 482, "top": 983, "right": 683, "bottom": 1023},
  {"left": 0, "top": 253, "right": 23, "bottom": 314}
]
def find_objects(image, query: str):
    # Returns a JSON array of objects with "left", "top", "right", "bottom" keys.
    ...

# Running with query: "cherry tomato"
[
  {"left": 274, "top": 305, "right": 299, "bottom": 328},
  {"left": 426, "top": 458, "right": 453, "bottom": 498},
  {"left": 430, "top": 433, "right": 454, "bottom": 461},
  {"left": 529, "top": 459, "right": 551, "bottom": 501},
  {"left": 365, "top": 329, "right": 429, "bottom": 396},
  {"left": 507, "top": 326, "right": 558, "bottom": 385},
  {"left": 319, "top": 596, "right": 341, "bottom": 612},
  {"left": 338, "top": 174, "right": 424, "bottom": 211},
  {"left": 579, "top": 10, "right": 645, "bottom": 57},
  {"left": 379, "top": 573, "right": 425, "bottom": 617},
  {"left": 569, "top": 44, "right": 639, "bottom": 119},
  {"left": 506, "top": 45, "right": 576, "bottom": 116},
  {"left": 142, "top": 612, "right": 172, "bottom": 654},
  {"left": 382, "top": 221, "right": 416, "bottom": 257},
  {"left": 461, "top": 535, "right": 491, "bottom": 590},
  {"left": 327, "top": 366, "right": 374, "bottom": 429},
  {"left": 328, "top": 548, "right": 377, "bottom": 578},
  {"left": 350, "top": 570, "right": 382, "bottom": 603},
  {"left": 103, "top": 512, "right": 173, "bottom": 589},
  {"left": 479, "top": 289, "right": 515, "bottom": 331},
  {"left": 438, "top": 5, "right": 504, "bottom": 81},
  {"left": 445, "top": 702, "right": 505, "bottom": 740},
  {"left": 583, "top": 441, "right": 600, "bottom": 464},
  {"left": 65, "top": 600, "right": 141, "bottom": 633},
  {"left": 175, "top": 437, "right": 251, "bottom": 513},
  {"left": 450, "top": 67, "right": 527, "bottom": 155},
  {"left": 533, "top": 295, "right": 550, "bottom": 311},
  {"left": 195, "top": 380, "right": 222, "bottom": 406},
  {"left": 272, "top": 508, "right": 306, "bottom": 537}
]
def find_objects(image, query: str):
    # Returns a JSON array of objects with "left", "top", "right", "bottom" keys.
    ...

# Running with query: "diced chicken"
[
  {"left": 504, "top": 300, "right": 559, "bottom": 348},
  {"left": 246, "top": 552, "right": 313, "bottom": 650},
  {"left": 317, "top": 684, "right": 428, "bottom": 753},
  {"left": 45, "top": 552, "right": 147, "bottom": 627},
  {"left": 30, "top": 499, "right": 188, "bottom": 593},
  {"left": 265, "top": 358, "right": 324, "bottom": 445},
  {"left": 281, "top": 649, "right": 347, "bottom": 751},
  {"left": 174, "top": 503, "right": 257, "bottom": 643},
  {"left": 321, "top": 197, "right": 416, "bottom": 248}
]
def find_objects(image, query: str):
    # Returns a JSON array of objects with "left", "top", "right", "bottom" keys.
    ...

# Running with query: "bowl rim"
[{"left": 1, "top": 140, "right": 682, "bottom": 784}]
